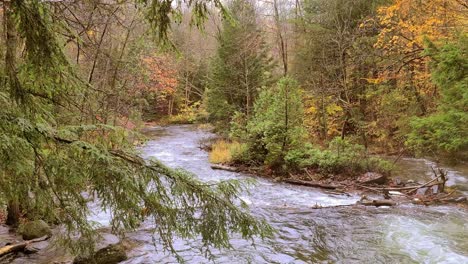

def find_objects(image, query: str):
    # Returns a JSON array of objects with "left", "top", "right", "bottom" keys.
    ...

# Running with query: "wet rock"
[
  {"left": 20, "top": 220, "right": 51, "bottom": 240},
  {"left": 24, "top": 244, "right": 40, "bottom": 254},
  {"left": 73, "top": 243, "right": 127, "bottom": 264},
  {"left": 358, "top": 172, "right": 387, "bottom": 185},
  {"left": 24, "top": 240, "right": 50, "bottom": 254},
  {"left": 394, "top": 178, "right": 402, "bottom": 185}
]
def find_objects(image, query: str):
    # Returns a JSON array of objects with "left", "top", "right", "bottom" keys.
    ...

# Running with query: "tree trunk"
[
  {"left": 6, "top": 200, "right": 20, "bottom": 227},
  {"left": 273, "top": 0, "right": 288, "bottom": 75},
  {"left": 4, "top": 0, "right": 22, "bottom": 100},
  {"left": 4, "top": 1, "right": 21, "bottom": 227}
]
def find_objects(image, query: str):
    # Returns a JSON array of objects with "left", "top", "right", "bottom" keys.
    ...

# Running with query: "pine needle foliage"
[
  {"left": 205, "top": 0, "right": 275, "bottom": 129},
  {"left": 407, "top": 36, "right": 468, "bottom": 159}
]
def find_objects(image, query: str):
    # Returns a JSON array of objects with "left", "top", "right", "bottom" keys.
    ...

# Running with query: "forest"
[{"left": 0, "top": 0, "right": 467, "bottom": 263}]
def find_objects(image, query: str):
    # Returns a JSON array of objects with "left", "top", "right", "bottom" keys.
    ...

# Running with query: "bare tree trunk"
[
  {"left": 282, "top": 81, "right": 289, "bottom": 153},
  {"left": 4, "top": 1, "right": 22, "bottom": 227},
  {"left": 273, "top": 0, "right": 288, "bottom": 76},
  {"left": 6, "top": 200, "right": 20, "bottom": 227},
  {"left": 4, "top": 0, "right": 21, "bottom": 99},
  {"left": 244, "top": 56, "right": 251, "bottom": 118}
]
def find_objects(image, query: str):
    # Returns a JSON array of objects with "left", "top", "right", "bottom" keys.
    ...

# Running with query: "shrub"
[
  {"left": 285, "top": 137, "right": 392, "bottom": 176},
  {"left": 169, "top": 102, "right": 205, "bottom": 124},
  {"left": 244, "top": 77, "right": 307, "bottom": 166},
  {"left": 209, "top": 140, "right": 248, "bottom": 164}
]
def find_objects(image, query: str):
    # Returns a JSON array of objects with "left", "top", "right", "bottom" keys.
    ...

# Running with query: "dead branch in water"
[
  {"left": 284, "top": 179, "right": 340, "bottom": 190},
  {"left": 358, "top": 168, "right": 447, "bottom": 194},
  {"left": 210, "top": 164, "right": 239, "bottom": 172},
  {"left": 0, "top": 235, "right": 50, "bottom": 257}
]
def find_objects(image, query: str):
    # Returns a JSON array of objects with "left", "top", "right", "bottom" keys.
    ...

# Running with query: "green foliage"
[
  {"left": 243, "top": 77, "right": 306, "bottom": 167},
  {"left": 137, "top": 0, "right": 226, "bottom": 43},
  {"left": 168, "top": 102, "right": 204, "bottom": 124},
  {"left": 407, "top": 36, "right": 468, "bottom": 158},
  {"left": 205, "top": 0, "right": 274, "bottom": 129},
  {"left": 285, "top": 138, "right": 392, "bottom": 176},
  {"left": 0, "top": 0, "right": 271, "bottom": 261}
]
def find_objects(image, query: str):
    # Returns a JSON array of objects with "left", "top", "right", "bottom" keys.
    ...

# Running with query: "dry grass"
[{"left": 209, "top": 140, "right": 245, "bottom": 164}]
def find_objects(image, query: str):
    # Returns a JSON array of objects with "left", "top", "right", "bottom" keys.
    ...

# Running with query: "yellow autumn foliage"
[{"left": 209, "top": 140, "right": 246, "bottom": 164}]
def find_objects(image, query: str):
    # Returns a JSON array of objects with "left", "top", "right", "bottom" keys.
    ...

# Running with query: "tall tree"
[
  {"left": 407, "top": 36, "right": 468, "bottom": 159},
  {"left": 205, "top": 0, "right": 274, "bottom": 129},
  {"left": 292, "top": 0, "right": 382, "bottom": 142},
  {"left": 245, "top": 77, "right": 306, "bottom": 167}
]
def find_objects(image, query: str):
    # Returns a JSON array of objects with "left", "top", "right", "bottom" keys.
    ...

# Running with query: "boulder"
[
  {"left": 20, "top": 220, "right": 51, "bottom": 240},
  {"left": 358, "top": 172, "right": 387, "bottom": 185},
  {"left": 74, "top": 243, "right": 127, "bottom": 264}
]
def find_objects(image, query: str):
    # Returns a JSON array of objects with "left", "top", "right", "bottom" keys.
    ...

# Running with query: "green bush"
[
  {"left": 285, "top": 137, "right": 392, "bottom": 176},
  {"left": 243, "top": 77, "right": 307, "bottom": 167},
  {"left": 406, "top": 37, "right": 468, "bottom": 159}
]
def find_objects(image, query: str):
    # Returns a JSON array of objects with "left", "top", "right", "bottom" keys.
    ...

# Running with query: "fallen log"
[
  {"left": 284, "top": 179, "right": 339, "bottom": 190},
  {"left": 210, "top": 164, "right": 239, "bottom": 172},
  {"left": 0, "top": 235, "right": 50, "bottom": 257},
  {"left": 407, "top": 173, "right": 444, "bottom": 194},
  {"left": 359, "top": 199, "right": 396, "bottom": 207},
  {"left": 357, "top": 181, "right": 441, "bottom": 192}
]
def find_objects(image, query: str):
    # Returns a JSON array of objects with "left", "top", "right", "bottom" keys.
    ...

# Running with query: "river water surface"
[
  {"left": 6, "top": 125, "right": 468, "bottom": 264},
  {"left": 121, "top": 125, "right": 468, "bottom": 264}
]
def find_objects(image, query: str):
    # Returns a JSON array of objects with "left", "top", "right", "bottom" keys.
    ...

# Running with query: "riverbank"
[
  {"left": 142, "top": 125, "right": 468, "bottom": 262},
  {"left": 2, "top": 125, "right": 467, "bottom": 263},
  {"left": 204, "top": 134, "right": 468, "bottom": 208}
]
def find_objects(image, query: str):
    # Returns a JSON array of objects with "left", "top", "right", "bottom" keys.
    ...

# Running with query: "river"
[{"left": 5, "top": 125, "right": 468, "bottom": 263}]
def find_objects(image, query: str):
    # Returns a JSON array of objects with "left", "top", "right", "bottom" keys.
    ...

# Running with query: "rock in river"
[
  {"left": 73, "top": 243, "right": 127, "bottom": 264},
  {"left": 358, "top": 172, "right": 387, "bottom": 185},
  {"left": 20, "top": 220, "right": 52, "bottom": 240}
]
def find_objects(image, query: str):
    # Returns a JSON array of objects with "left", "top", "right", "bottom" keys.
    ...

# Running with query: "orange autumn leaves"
[{"left": 138, "top": 54, "right": 178, "bottom": 96}]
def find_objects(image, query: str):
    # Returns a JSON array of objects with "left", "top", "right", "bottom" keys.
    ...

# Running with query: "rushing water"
[
  {"left": 122, "top": 125, "right": 468, "bottom": 264},
  {"left": 5, "top": 125, "right": 468, "bottom": 264}
]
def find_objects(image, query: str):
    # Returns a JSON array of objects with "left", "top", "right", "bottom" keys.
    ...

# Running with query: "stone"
[
  {"left": 394, "top": 178, "right": 402, "bottom": 185},
  {"left": 74, "top": 243, "right": 127, "bottom": 264},
  {"left": 20, "top": 220, "right": 52, "bottom": 240},
  {"left": 358, "top": 172, "right": 387, "bottom": 185}
]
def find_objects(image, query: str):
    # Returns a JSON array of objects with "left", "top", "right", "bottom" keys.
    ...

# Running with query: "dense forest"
[{"left": 0, "top": 0, "right": 467, "bottom": 263}]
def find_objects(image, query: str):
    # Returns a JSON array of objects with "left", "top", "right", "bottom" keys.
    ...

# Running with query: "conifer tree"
[
  {"left": 245, "top": 77, "right": 306, "bottom": 167},
  {"left": 205, "top": 0, "right": 274, "bottom": 129},
  {"left": 407, "top": 37, "right": 468, "bottom": 159}
]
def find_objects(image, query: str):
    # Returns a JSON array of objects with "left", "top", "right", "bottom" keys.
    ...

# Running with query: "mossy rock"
[
  {"left": 20, "top": 220, "right": 52, "bottom": 240},
  {"left": 74, "top": 243, "right": 127, "bottom": 264}
]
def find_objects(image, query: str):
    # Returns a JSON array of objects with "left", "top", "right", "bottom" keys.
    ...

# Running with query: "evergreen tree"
[
  {"left": 407, "top": 36, "right": 468, "bottom": 159},
  {"left": 245, "top": 77, "right": 306, "bottom": 167},
  {"left": 205, "top": 0, "right": 274, "bottom": 129}
]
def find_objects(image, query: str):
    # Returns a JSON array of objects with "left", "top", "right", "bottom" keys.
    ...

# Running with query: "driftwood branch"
[
  {"left": 407, "top": 174, "right": 442, "bottom": 194},
  {"left": 358, "top": 170, "right": 446, "bottom": 193},
  {"left": 0, "top": 235, "right": 50, "bottom": 257},
  {"left": 284, "top": 179, "right": 339, "bottom": 190},
  {"left": 210, "top": 164, "right": 239, "bottom": 172}
]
